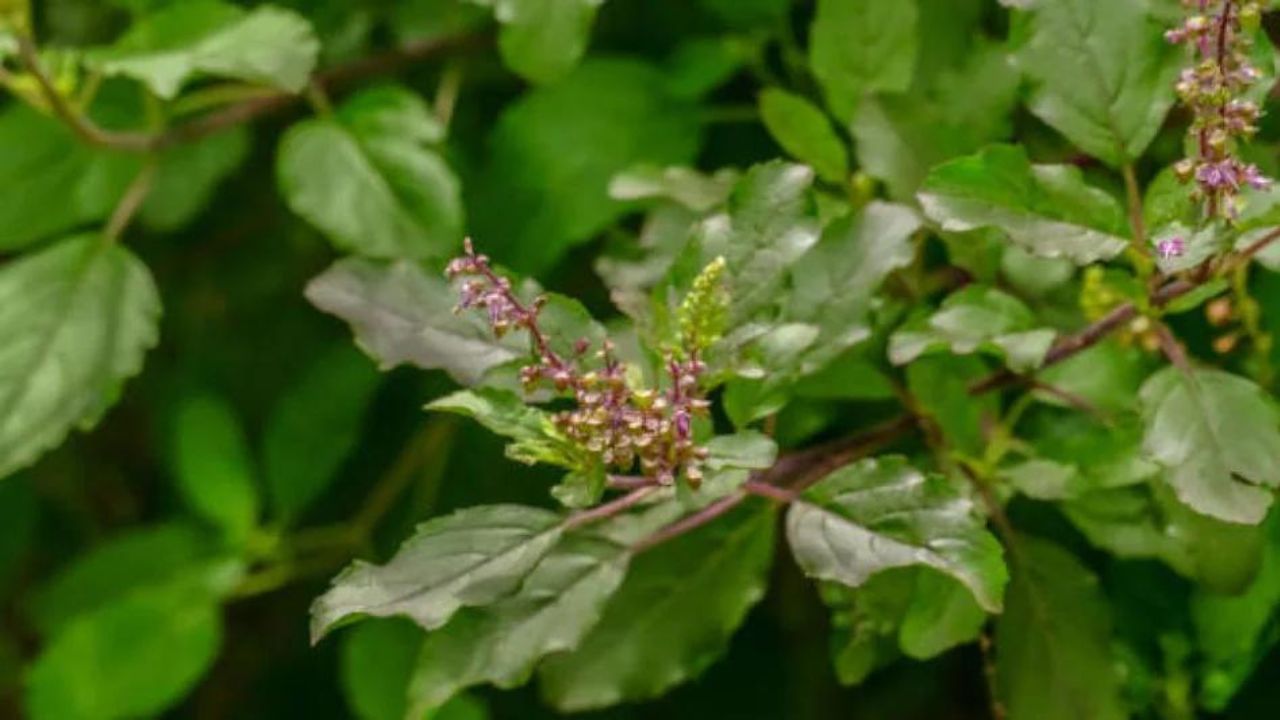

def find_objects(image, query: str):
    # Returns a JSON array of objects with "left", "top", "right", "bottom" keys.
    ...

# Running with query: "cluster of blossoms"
[
  {"left": 1167, "top": 0, "right": 1271, "bottom": 220},
  {"left": 446, "top": 240, "right": 718, "bottom": 487}
]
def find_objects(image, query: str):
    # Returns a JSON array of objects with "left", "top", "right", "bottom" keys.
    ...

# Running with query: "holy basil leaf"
[
  {"left": 919, "top": 144, "right": 1130, "bottom": 264},
  {"left": 689, "top": 161, "right": 820, "bottom": 326},
  {"left": 0, "top": 105, "right": 136, "bottom": 252},
  {"left": 340, "top": 618, "right": 424, "bottom": 720},
  {"left": 1065, "top": 483, "right": 1263, "bottom": 594},
  {"left": 263, "top": 344, "right": 381, "bottom": 521},
  {"left": 87, "top": 1, "right": 319, "bottom": 99},
  {"left": 996, "top": 537, "right": 1126, "bottom": 720},
  {"left": 786, "top": 456, "right": 1007, "bottom": 612},
  {"left": 427, "top": 388, "right": 587, "bottom": 470},
  {"left": 899, "top": 570, "right": 985, "bottom": 660},
  {"left": 25, "top": 582, "right": 223, "bottom": 720},
  {"left": 304, "top": 257, "right": 525, "bottom": 385},
  {"left": 1139, "top": 366, "right": 1280, "bottom": 525},
  {"left": 0, "top": 234, "right": 160, "bottom": 480},
  {"left": 785, "top": 201, "right": 920, "bottom": 371},
  {"left": 889, "top": 285, "right": 1056, "bottom": 372},
  {"left": 1015, "top": 0, "right": 1179, "bottom": 167},
  {"left": 311, "top": 504, "right": 564, "bottom": 642},
  {"left": 808, "top": 0, "right": 918, "bottom": 121},
  {"left": 405, "top": 532, "right": 628, "bottom": 714},
  {"left": 484, "top": 0, "right": 602, "bottom": 84},
  {"left": 278, "top": 85, "right": 463, "bottom": 260},
  {"left": 758, "top": 88, "right": 848, "bottom": 183},
  {"left": 906, "top": 354, "right": 998, "bottom": 458},
  {"left": 471, "top": 59, "right": 701, "bottom": 274},
  {"left": 30, "top": 523, "right": 224, "bottom": 635},
  {"left": 141, "top": 126, "right": 249, "bottom": 231},
  {"left": 851, "top": 40, "right": 1019, "bottom": 203},
  {"left": 538, "top": 507, "right": 774, "bottom": 711},
  {"left": 1192, "top": 515, "right": 1280, "bottom": 711},
  {"left": 170, "top": 392, "right": 259, "bottom": 543}
]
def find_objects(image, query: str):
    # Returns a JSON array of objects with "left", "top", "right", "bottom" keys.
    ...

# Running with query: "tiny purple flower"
[{"left": 1157, "top": 237, "right": 1187, "bottom": 260}]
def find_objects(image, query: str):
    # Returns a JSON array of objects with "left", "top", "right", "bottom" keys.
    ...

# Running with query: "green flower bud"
[{"left": 678, "top": 256, "right": 729, "bottom": 355}]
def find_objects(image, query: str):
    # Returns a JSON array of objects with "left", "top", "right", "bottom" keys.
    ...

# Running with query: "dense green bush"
[{"left": 6, "top": 0, "right": 1280, "bottom": 718}]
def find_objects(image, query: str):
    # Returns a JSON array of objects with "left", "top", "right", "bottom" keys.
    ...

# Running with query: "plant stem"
[
  {"left": 12, "top": 32, "right": 486, "bottom": 153},
  {"left": 14, "top": 34, "right": 155, "bottom": 151},
  {"left": 104, "top": 161, "right": 158, "bottom": 243}
]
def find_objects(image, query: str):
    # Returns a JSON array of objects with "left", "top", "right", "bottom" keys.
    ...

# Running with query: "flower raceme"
[
  {"left": 446, "top": 239, "right": 725, "bottom": 488},
  {"left": 1168, "top": 0, "right": 1271, "bottom": 219}
]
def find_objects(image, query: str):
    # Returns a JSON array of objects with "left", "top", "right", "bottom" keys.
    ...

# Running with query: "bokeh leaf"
[
  {"left": 0, "top": 234, "right": 160, "bottom": 480},
  {"left": 808, "top": 0, "right": 917, "bottom": 120},
  {"left": 25, "top": 583, "right": 223, "bottom": 720},
  {"left": 264, "top": 344, "right": 381, "bottom": 521},
  {"left": 87, "top": 0, "right": 319, "bottom": 99},
  {"left": 1015, "top": 0, "right": 1179, "bottom": 167},
  {"left": 758, "top": 87, "right": 848, "bottom": 183},
  {"left": 170, "top": 392, "right": 258, "bottom": 543},
  {"left": 278, "top": 85, "right": 463, "bottom": 259},
  {"left": 471, "top": 59, "right": 701, "bottom": 273}
]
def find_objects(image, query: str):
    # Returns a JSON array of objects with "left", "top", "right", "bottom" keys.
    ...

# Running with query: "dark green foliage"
[{"left": 6, "top": 1, "right": 1280, "bottom": 719}]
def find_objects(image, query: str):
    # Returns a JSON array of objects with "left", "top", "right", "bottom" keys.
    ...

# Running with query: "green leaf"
[
  {"left": 492, "top": 0, "right": 602, "bottom": 84},
  {"left": 758, "top": 88, "right": 848, "bottom": 183},
  {"left": 305, "top": 257, "right": 524, "bottom": 385},
  {"left": 427, "top": 388, "right": 586, "bottom": 469},
  {"left": 918, "top": 144, "right": 1130, "bottom": 264},
  {"left": 1192, "top": 515, "right": 1280, "bottom": 711},
  {"left": 278, "top": 85, "right": 462, "bottom": 260},
  {"left": 1065, "top": 483, "right": 1263, "bottom": 593},
  {"left": 705, "top": 431, "right": 777, "bottom": 471},
  {"left": 539, "top": 507, "right": 774, "bottom": 711},
  {"left": 391, "top": 0, "right": 488, "bottom": 46},
  {"left": 691, "top": 161, "right": 820, "bottom": 324},
  {"left": 1015, "top": 0, "right": 1179, "bottom": 167},
  {"left": 30, "top": 522, "right": 229, "bottom": 634},
  {"left": 0, "top": 105, "right": 136, "bottom": 252},
  {"left": 471, "top": 59, "right": 701, "bottom": 274},
  {"left": 264, "top": 344, "right": 380, "bottom": 520},
  {"left": 906, "top": 354, "right": 998, "bottom": 458},
  {"left": 851, "top": 40, "right": 1019, "bottom": 202},
  {"left": 0, "top": 234, "right": 160, "bottom": 480},
  {"left": 406, "top": 532, "right": 627, "bottom": 713},
  {"left": 786, "top": 456, "right": 1007, "bottom": 612},
  {"left": 340, "top": 618, "right": 424, "bottom": 720},
  {"left": 170, "top": 392, "right": 258, "bottom": 542},
  {"left": 1037, "top": 341, "right": 1147, "bottom": 413},
  {"left": 996, "top": 538, "right": 1126, "bottom": 720},
  {"left": 899, "top": 570, "right": 985, "bottom": 660},
  {"left": 808, "top": 0, "right": 918, "bottom": 120},
  {"left": 87, "top": 0, "right": 319, "bottom": 99},
  {"left": 1139, "top": 366, "right": 1280, "bottom": 524},
  {"left": 311, "top": 504, "right": 564, "bottom": 642},
  {"left": 889, "top": 285, "right": 1056, "bottom": 372},
  {"left": 785, "top": 201, "right": 920, "bottom": 371},
  {"left": 141, "top": 126, "right": 249, "bottom": 231},
  {"left": 25, "top": 582, "right": 223, "bottom": 720}
]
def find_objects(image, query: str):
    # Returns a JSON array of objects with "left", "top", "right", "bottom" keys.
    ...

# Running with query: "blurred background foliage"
[{"left": 4, "top": 0, "right": 1280, "bottom": 718}]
